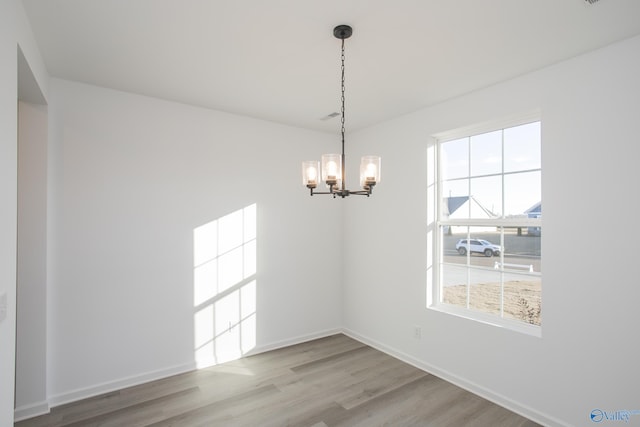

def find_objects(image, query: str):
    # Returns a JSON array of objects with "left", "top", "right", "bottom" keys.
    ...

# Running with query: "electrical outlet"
[
  {"left": 413, "top": 326, "right": 422, "bottom": 339},
  {"left": 0, "top": 292, "right": 7, "bottom": 323}
]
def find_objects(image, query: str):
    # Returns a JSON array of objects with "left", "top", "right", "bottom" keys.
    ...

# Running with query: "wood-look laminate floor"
[{"left": 16, "top": 334, "right": 540, "bottom": 427}]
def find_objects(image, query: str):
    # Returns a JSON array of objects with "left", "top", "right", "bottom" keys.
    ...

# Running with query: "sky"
[{"left": 440, "top": 121, "right": 541, "bottom": 218}]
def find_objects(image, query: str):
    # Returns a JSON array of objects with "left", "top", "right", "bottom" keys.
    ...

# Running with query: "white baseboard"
[
  {"left": 14, "top": 400, "right": 50, "bottom": 422},
  {"left": 47, "top": 361, "right": 197, "bottom": 408},
  {"left": 341, "top": 328, "right": 568, "bottom": 427},
  {"left": 36, "top": 328, "right": 342, "bottom": 417},
  {"left": 246, "top": 327, "right": 342, "bottom": 356}
]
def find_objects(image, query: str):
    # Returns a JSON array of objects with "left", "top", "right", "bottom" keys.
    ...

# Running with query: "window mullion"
[
  {"left": 500, "top": 129, "right": 505, "bottom": 318},
  {"left": 466, "top": 137, "right": 471, "bottom": 309}
]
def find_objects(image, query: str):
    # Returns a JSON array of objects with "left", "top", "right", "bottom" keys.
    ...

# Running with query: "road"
[{"left": 441, "top": 232, "right": 541, "bottom": 286}]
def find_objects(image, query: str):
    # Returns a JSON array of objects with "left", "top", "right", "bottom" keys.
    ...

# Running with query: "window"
[{"left": 431, "top": 115, "right": 541, "bottom": 333}]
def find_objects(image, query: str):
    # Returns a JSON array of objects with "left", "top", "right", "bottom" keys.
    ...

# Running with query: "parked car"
[{"left": 455, "top": 239, "right": 501, "bottom": 257}]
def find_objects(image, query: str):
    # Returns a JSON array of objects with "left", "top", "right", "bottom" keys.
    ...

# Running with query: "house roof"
[
  {"left": 525, "top": 202, "right": 542, "bottom": 214},
  {"left": 447, "top": 196, "right": 469, "bottom": 216},
  {"left": 445, "top": 196, "right": 497, "bottom": 218}
]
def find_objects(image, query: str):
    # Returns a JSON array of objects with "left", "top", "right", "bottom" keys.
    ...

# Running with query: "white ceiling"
[{"left": 21, "top": 0, "right": 640, "bottom": 132}]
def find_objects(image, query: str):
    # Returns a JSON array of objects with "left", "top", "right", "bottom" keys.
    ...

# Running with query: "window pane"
[
  {"left": 441, "top": 263, "right": 468, "bottom": 308},
  {"left": 502, "top": 274, "right": 541, "bottom": 326},
  {"left": 441, "top": 137, "right": 468, "bottom": 180},
  {"left": 501, "top": 228, "right": 541, "bottom": 273},
  {"left": 442, "top": 179, "right": 469, "bottom": 220},
  {"left": 504, "top": 171, "right": 540, "bottom": 217},
  {"left": 470, "top": 130, "right": 502, "bottom": 176},
  {"left": 504, "top": 122, "right": 541, "bottom": 173},
  {"left": 469, "top": 175, "right": 502, "bottom": 218},
  {"left": 442, "top": 226, "right": 468, "bottom": 264},
  {"left": 469, "top": 269, "right": 502, "bottom": 315},
  {"left": 444, "top": 226, "right": 502, "bottom": 263}
]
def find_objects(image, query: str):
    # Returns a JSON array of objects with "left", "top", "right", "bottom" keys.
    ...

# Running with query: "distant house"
[
  {"left": 443, "top": 196, "right": 498, "bottom": 234},
  {"left": 525, "top": 202, "right": 542, "bottom": 236}
]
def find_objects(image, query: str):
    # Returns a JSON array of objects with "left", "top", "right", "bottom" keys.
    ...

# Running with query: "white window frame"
[{"left": 427, "top": 111, "right": 542, "bottom": 336}]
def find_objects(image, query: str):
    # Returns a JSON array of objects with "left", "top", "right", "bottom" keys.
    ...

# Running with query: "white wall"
[
  {"left": 344, "top": 34, "right": 640, "bottom": 427},
  {"left": 0, "top": 1, "right": 49, "bottom": 425},
  {"left": 16, "top": 101, "right": 49, "bottom": 418},
  {"left": 46, "top": 79, "right": 343, "bottom": 404}
]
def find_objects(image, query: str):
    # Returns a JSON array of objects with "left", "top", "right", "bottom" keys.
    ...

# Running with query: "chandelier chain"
[{"left": 340, "top": 38, "right": 346, "bottom": 142}]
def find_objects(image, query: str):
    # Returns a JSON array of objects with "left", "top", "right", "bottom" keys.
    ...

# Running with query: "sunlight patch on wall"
[{"left": 193, "top": 204, "right": 257, "bottom": 368}]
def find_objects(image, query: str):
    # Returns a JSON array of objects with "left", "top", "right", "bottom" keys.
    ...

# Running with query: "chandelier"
[{"left": 302, "top": 25, "right": 381, "bottom": 198}]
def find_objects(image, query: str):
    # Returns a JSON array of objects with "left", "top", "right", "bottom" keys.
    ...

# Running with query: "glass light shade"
[
  {"left": 302, "top": 161, "right": 320, "bottom": 187},
  {"left": 321, "top": 154, "right": 342, "bottom": 187},
  {"left": 360, "top": 156, "right": 381, "bottom": 187}
]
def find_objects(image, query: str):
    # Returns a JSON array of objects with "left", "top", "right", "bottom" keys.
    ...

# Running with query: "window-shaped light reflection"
[
  {"left": 194, "top": 305, "right": 214, "bottom": 366},
  {"left": 193, "top": 204, "right": 257, "bottom": 368},
  {"left": 215, "top": 291, "right": 241, "bottom": 363},
  {"left": 193, "top": 219, "right": 218, "bottom": 308},
  {"left": 193, "top": 260, "right": 217, "bottom": 307},
  {"left": 243, "top": 240, "right": 257, "bottom": 278},
  {"left": 218, "top": 247, "right": 243, "bottom": 293},
  {"left": 218, "top": 209, "right": 243, "bottom": 254},
  {"left": 240, "top": 281, "right": 256, "bottom": 354},
  {"left": 193, "top": 221, "right": 217, "bottom": 268}
]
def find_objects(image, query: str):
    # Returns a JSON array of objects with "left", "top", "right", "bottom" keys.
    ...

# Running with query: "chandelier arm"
[{"left": 310, "top": 188, "right": 373, "bottom": 197}]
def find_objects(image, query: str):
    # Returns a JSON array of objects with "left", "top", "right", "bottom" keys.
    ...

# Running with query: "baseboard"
[
  {"left": 14, "top": 400, "right": 50, "bottom": 422},
  {"left": 341, "top": 328, "right": 569, "bottom": 427},
  {"left": 42, "top": 328, "right": 342, "bottom": 413},
  {"left": 47, "top": 361, "right": 197, "bottom": 408},
  {"left": 245, "top": 327, "right": 343, "bottom": 356}
]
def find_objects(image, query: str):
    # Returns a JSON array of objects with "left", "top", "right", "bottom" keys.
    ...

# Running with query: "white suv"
[{"left": 455, "top": 239, "right": 501, "bottom": 257}]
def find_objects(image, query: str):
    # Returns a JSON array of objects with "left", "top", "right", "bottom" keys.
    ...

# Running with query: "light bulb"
[
  {"left": 365, "top": 163, "right": 377, "bottom": 179},
  {"left": 360, "top": 156, "right": 381, "bottom": 188},
  {"left": 302, "top": 160, "right": 319, "bottom": 188},
  {"left": 306, "top": 166, "right": 317, "bottom": 181},
  {"left": 326, "top": 161, "right": 338, "bottom": 178}
]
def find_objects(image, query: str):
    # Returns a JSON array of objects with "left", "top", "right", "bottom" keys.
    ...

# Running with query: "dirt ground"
[{"left": 443, "top": 280, "right": 541, "bottom": 325}]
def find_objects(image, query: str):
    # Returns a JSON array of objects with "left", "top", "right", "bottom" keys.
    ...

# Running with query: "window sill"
[{"left": 429, "top": 303, "right": 542, "bottom": 338}]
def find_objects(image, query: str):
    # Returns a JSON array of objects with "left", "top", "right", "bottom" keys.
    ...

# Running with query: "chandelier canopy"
[{"left": 302, "top": 25, "right": 381, "bottom": 198}]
